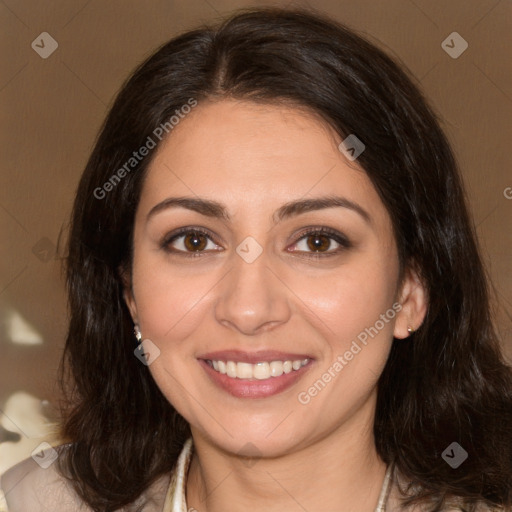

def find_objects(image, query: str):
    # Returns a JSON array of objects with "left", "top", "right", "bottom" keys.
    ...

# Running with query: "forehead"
[
  {"left": 151, "top": 99, "right": 343, "bottom": 176},
  {"left": 138, "top": 99, "right": 389, "bottom": 230}
]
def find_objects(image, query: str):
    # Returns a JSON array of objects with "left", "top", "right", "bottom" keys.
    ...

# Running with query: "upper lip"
[{"left": 198, "top": 350, "right": 313, "bottom": 364}]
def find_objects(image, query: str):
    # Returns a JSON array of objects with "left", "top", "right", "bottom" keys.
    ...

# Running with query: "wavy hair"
[{"left": 59, "top": 7, "right": 512, "bottom": 511}]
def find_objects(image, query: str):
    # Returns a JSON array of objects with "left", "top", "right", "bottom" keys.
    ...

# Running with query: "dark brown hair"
[{"left": 60, "top": 6, "right": 512, "bottom": 511}]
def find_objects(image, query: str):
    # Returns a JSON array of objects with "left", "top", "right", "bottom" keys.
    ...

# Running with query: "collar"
[{"left": 163, "top": 438, "right": 393, "bottom": 512}]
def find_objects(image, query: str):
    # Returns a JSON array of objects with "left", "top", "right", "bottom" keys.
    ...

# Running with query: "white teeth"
[
  {"left": 269, "top": 361, "right": 283, "bottom": 377},
  {"left": 236, "top": 362, "right": 253, "bottom": 379},
  {"left": 226, "top": 361, "right": 237, "bottom": 378},
  {"left": 253, "top": 362, "right": 270, "bottom": 380},
  {"left": 208, "top": 358, "right": 309, "bottom": 380}
]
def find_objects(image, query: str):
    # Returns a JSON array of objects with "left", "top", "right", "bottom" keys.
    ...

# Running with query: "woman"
[{"left": 1, "top": 6, "right": 511, "bottom": 512}]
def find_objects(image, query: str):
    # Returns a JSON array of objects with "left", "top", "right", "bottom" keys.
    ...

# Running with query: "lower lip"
[{"left": 199, "top": 359, "right": 313, "bottom": 399}]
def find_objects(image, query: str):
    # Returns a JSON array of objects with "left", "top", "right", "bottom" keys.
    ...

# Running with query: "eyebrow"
[{"left": 146, "top": 195, "right": 371, "bottom": 225}]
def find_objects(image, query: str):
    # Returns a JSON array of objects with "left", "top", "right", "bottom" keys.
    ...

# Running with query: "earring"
[
  {"left": 134, "top": 324, "right": 142, "bottom": 343},
  {"left": 407, "top": 326, "right": 415, "bottom": 335}
]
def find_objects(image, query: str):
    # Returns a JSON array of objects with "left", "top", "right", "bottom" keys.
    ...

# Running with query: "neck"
[{"left": 185, "top": 393, "right": 389, "bottom": 512}]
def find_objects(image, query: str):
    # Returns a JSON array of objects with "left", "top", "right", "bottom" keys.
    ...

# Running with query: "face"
[{"left": 124, "top": 99, "right": 425, "bottom": 457}]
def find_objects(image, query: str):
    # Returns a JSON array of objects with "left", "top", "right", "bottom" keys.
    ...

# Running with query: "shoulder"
[
  {"left": 0, "top": 445, "right": 171, "bottom": 512},
  {"left": 0, "top": 445, "right": 90, "bottom": 512}
]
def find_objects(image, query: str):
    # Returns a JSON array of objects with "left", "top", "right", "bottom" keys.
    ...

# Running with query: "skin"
[{"left": 124, "top": 99, "right": 427, "bottom": 512}]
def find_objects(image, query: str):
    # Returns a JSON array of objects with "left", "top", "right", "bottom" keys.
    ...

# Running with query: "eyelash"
[{"left": 161, "top": 226, "right": 352, "bottom": 259}]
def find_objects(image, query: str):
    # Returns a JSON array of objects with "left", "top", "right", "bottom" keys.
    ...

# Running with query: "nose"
[{"left": 214, "top": 248, "right": 291, "bottom": 336}]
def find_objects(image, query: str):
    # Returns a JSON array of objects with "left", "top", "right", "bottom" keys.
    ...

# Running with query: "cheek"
[
  {"left": 292, "top": 274, "right": 398, "bottom": 422},
  {"left": 132, "top": 260, "right": 215, "bottom": 347},
  {"left": 286, "top": 252, "right": 399, "bottom": 353}
]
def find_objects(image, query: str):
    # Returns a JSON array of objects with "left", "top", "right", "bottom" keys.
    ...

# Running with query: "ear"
[
  {"left": 393, "top": 266, "right": 428, "bottom": 339},
  {"left": 118, "top": 263, "right": 138, "bottom": 324}
]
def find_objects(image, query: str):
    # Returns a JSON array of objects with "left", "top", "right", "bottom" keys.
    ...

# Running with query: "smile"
[
  {"left": 199, "top": 352, "right": 314, "bottom": 398},
  {"left": 206, "top": 358, "right": 310, "bottom": 380}
]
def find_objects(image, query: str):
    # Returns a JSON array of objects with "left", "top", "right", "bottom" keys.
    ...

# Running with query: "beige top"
[{"left": 0, "top": 438, "right": 503, "bottom": 511}]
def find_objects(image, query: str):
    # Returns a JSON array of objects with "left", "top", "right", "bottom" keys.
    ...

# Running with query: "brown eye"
[
  {"left": 306, "top": 233, "right": 332, "bottom": 252},
  {"left": 183, "top": 231, "right": 208, "bottom": 251},
  {"left": 162, "top": 228, "right": 220, "bottom": 256},
  {"left": 290, "top": 227, "right": 352, "bottom": 257}
]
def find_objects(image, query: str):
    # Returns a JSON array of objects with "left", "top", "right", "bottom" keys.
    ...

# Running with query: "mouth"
[{"left": 198, "top": 350, "right": 314, "bottom": 399}]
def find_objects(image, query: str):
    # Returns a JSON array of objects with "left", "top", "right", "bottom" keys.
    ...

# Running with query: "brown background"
[{"left": 1, "top": 0, "right": 511, "bottom": 471}]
